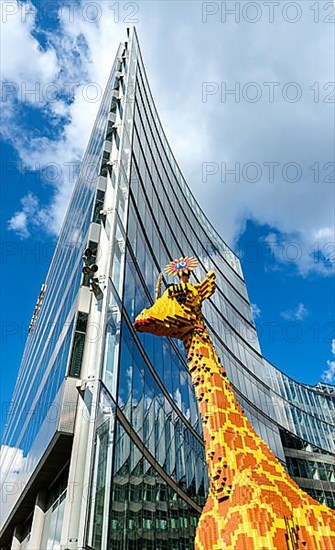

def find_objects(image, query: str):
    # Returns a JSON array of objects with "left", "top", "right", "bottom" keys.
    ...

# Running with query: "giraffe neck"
[
  {"left": 183, "top": 327, "right": 274, "bottom": 501},
  {"left": 181, "top": 326, "right": 335, "bottom": 550},
  {"left": 183, "top": 326, "right": 242, "bottom": 425}
]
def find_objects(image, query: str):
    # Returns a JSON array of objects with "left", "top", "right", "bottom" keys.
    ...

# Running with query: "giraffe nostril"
[{"left": 218, "top": 495, "right": 229, "bottom": 503}]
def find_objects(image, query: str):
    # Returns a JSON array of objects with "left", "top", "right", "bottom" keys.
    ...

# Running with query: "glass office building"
[{"left": 1, "top": 28, "right": 334, "bottom": 550}]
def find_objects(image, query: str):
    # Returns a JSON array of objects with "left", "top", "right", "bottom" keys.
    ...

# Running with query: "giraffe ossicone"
[{"left": 133, "top": 261, "right": 335, "bottom": 550}]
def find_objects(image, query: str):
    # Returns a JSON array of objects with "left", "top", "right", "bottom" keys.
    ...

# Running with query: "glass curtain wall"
[{"left": 86, "top": 28, "right": 334, "bottom": 549}]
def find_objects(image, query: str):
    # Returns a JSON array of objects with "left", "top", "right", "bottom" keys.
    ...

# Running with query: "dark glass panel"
[{"left": 108, "top": 421, "right": 201, "bottom": 550}]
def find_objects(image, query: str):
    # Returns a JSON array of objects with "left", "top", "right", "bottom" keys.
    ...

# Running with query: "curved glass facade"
[
  {"left": 85, "top": 28, "right": 335, "bottom": 549},
  {"left": 1, "top": 27, "right": 334, "bottom": 550}
]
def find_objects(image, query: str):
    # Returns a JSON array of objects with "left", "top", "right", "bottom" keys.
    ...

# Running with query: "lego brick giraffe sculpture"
[{"left": 133, "top": 257, "right": 335, "bottom": 550}]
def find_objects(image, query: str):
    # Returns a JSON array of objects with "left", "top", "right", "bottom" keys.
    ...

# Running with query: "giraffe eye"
[
  {"left": 176, "top": 293, "right": 187, "bottom": 305},
  {"left": 175, "top": 261, "right": 187, "bottom": 269}
]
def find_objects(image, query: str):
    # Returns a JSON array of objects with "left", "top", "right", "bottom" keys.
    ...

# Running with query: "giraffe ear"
[{"left": 195, "top": 271, "right": 216, "bottom": 301}]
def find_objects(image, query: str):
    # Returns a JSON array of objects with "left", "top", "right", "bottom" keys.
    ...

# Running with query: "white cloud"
[
  {"left": 323, "top": 361, "right": 335, "bottom": 384},
  {"left": 8, "top": 210, "right": 29, "bottom": 239},
  {"left": 322, "top": 340, "right": 335, "bottom": 384},
  {"left": 280, "top": 302, "right": 309, "bottom": 321},
  {"left": 0, "top": 1, "right": 58, "bottom": 90},
  {"left": 251, "top": 303, "right": 261, "bottom": 320},
  {"left": 144, "top": 4, "right": 334, "bottom": 279},
  {"left": 8, "top": 193, "right": 51, "bottom": 238},
  {"left": 280, "top": 303, "right": 308, "bottom": 321},
  {"left": 263, "top": 230, "right": 334, "bottom": 277}
]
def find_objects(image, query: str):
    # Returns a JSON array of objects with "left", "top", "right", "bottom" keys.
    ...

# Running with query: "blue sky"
[{"left": 1, "top": 0, "right": 334, "bottom": 435}]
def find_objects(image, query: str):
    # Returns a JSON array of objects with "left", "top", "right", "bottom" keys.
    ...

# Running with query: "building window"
[
  {"left": 110, "top": 96, "right": 118, "bottom": 113},
  {"left": 92, "top": 190, "right": 105, "bottom": 224},
  {"left": 105, "top": 121, "right": 115, "bottom": 143},
  {"left": 100, "top": 150, "right": 111, "bottom": 177},
  {"left": 69, "top": 312, "right": 88, "bottom": 378}
]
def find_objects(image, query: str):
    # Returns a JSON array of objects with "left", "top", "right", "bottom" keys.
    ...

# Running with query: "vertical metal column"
[{"left": 27, "top": 491, "right": 47, "bottom": 550}]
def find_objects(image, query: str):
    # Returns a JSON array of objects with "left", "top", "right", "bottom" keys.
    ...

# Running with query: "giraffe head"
[{"left": 133, "top": 269, "right": 216, "bottom": 340}]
